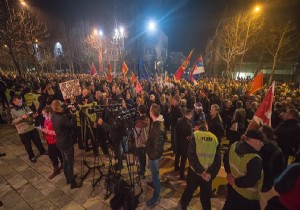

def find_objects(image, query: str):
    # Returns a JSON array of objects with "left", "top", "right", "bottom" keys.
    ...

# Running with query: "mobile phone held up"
[{"left": 27, "top": 111, "right": 33, "bottom": 115}]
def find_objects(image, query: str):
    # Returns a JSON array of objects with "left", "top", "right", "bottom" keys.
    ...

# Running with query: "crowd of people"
[{"left": 0, "top": 71, "right": 300, "bottom": 209}]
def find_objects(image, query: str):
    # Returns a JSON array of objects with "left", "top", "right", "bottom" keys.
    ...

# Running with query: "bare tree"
[
  {"left": 265, "top": 21, "right": 299, "bottom": 84},
  {"left": 214, "top": 12, "right": 263, "bottom": 76}
]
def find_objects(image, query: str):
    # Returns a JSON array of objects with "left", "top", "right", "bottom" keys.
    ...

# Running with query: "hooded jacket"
[{"left": 146, "top": 115, "right": 165, "bottom": 160}]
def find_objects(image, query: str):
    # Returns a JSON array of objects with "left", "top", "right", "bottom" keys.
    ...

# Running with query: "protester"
[
  {"left": 207, "top": 104, "right": 225, "bottom": 143},
  {"left": 145, "top": 103, "right": 165, "bottom": 208},
  {"left": 175, "top": 109, "right": 193, "bottom": 180},
  {"left": 170, "top": 94, "right": 183, "bottom": 154}
]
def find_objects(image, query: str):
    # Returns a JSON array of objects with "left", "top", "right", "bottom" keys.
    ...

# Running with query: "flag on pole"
[
  {"left": 131, "top": 72, "right": 138, "bottom": 82},
  {"left": 122, "top": 61, "right": 129, "bottom": 76},
  {"left": 249, "top": 72, "right": 263, "bottom": 95},
  {"left": 192, "top": 56, "right": 205, "bottom": 75},
  {"left": 91, "top": 62, "right": 97, "bottom": 77},
  {"left": 107, "top": 63, "right": 112, "bottom": 82},
  {"left": 252, "top": 81, "right": 275, "bottom": 126},
  {"left": 190, "top": 62, "right": 198, "bottom": 85},
  {"left": 174, "top": 49, "right": 194, "bottom": 81},
  {"left": 136, "top": 80, "right": 143, "bottom": 93}
]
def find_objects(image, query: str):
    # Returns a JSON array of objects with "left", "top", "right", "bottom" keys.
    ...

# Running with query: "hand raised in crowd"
[
  {"left": 201, "top": 172, "right": 212, "bottom": 182},
  {"left": 226, "top": 173, "right": 235, "bottom": 186}
]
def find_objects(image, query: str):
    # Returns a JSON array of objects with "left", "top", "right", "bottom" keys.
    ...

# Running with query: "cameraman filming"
[
  {"left": 8, "top": 94, "right": 46, "bottom": 163},
  {"left": 51, "top": 100, "right": 82, "bottom": 189}
]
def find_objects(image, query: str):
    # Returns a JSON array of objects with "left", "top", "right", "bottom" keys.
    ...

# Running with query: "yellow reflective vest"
[
  {"left": 191, "top": 130, "right": 219, "bottom": 171},
  {"left": 229, "top": 142, "right": 263, "bottom": 200}
]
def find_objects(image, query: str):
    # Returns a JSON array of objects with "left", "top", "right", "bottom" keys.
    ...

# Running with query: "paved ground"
[{"left": 0, "top": 119, "right": 276, "bottom": 210}]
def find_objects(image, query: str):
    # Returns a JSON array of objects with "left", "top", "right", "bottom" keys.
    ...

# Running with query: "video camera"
[{"left": 115, "top": 108, "right": 139, "bottom": 126}]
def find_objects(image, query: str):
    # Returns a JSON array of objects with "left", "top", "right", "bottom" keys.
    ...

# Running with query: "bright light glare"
[
  {"left": 120, "top": 27, "right": 124, "bottom": 36},
  {"left": 94, "top": 29, "right": 98, "bottom": 35},
  {"left": 148, "top": 20, "right": 156, "bottom": 32},
  {"left": 254, "top": 6, "right": 261, "bottom": 13},
  {"left": 20, "top": 0, "right": 26, "bottom": 6},
  {"left": 99, "top": 30, "right": 103, "bottom": 36}
]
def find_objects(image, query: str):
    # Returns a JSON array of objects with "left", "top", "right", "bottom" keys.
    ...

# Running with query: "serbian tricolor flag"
[
  {"left": 131, "top": 72, "right": 138, "bottom": 82},
  {"left": 174, "top": 49, "right": 194, "bottom": 81},
  {"left": 252, "top": 81, "right": 275, "bottom": 126},
  {"left": 122, "top": 61, "right": 129, "bottom": 76},
  {"left": 192, "top": 56, "right": 205, "bottom": 75},
  {"left": 91, "top": 62, "right": 97, "bottom": 77},
  {"left": 136, "top": 80, "right": 143, "bottom": 93},
  {"left": 107, "top": 63, "right": 112, "bottom": 82},
  {"left": 249, "top": 72, "right": 263, "bottom": 95}
]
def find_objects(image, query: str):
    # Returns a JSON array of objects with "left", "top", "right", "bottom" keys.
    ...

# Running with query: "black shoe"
[
  {"left": 40, "top": 151, "right": 48, "bottom": 155},
  {"left": 67, "top": 174, "right": 78, "bottom": 184},
  {"left": 70, "top": 181, "right": 82, "bottom": 189},
  {"left": 0, "top": 153, "right": 6, "bottom": 157},
  {"left": 30, "top": 157, "right": 37, "bottom": 163}
]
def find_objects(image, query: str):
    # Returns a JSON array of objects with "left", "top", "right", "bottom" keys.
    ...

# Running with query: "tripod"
[{"left": 79, "top": 109, "right": 105, "bottom": 188}]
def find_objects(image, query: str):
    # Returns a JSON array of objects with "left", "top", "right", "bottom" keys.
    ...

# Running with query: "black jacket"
[
  {"left": 207, "top": 114, "right": 225, "bottom": 142},
  {"left": 52, "top": 112, "right": 76, "bottom": 150},
  {"left": 188, "top": 131, "right": 221, "bottom": 179},
  {"left": 170, "top": 104, "right": 183, "bottom": 127},
  {"left": 223, "top": 141, "right": 263, "bottom": 188},
  {"left": 260, "top": 140, "right": 285, "bottom": 192},
  {"left": 176, "top": 117, "right": 193, "bottom": 149},
  {"left": 275, "top": 118, "right": 300, "bottom": 157},
  {"left": 146, "top": 115, "right": 165, "bottom": 160}
]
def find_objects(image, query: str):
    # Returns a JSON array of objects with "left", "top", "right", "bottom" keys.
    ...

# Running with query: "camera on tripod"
[
  {"left": 62, "top": 103, "right": 79, "bottom": 114},
  {"left": 115, "top": 108, "right": 139, "bottom": 126}
]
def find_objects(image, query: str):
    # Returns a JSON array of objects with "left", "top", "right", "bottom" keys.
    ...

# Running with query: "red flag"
[
  {"left": 249, "top": 72, "right": 263, "bottom": 94},
  {"left": 174, "top": 49, "right": 194, "bottom": 81},
  {"left": 122, "top": 62, "right": 129, "bottom": 76},
  {"left": 253, "top": 81, "right": 275, "bottom": 126},
  {"left": 91, "top": 62, "right": 97, "bottom": 77},
  {"left": 136, "top": 80, "right": 143, "bottom": 93},
  {"left": 131, "top": 72, "right": 138, "bottom": 82},
  {"left": 107, "top": 63, "right": 112, "bottom": 82},
  {"left": 190, "top": 62, "right": 198, "bottom": 85}
]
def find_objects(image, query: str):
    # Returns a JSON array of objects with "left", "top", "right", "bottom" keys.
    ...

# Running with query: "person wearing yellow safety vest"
[
  {"left": 223, "top": 129, "right": 267, "bottom": 210},
  {"left": 180, "top": 120, "right": 221, "bottom": 210}
]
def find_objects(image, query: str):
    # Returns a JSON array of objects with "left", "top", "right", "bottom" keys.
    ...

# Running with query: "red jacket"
[{"left": 43, "top": 119, "right": 56, "bottom": 145}]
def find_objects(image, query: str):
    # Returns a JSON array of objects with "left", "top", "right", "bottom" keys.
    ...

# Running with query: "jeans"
[
  {"left": 19, "top": 129, "right": 46, "bottom": 159},
  {"left": 137, "top": 147, "right": 146, "bottom": 176},
  {"left": 60, "top": 146, "right": 75, "bottom": 185},
  {"left": 149, "top": 157, "right": 161, "bottom": 201}
]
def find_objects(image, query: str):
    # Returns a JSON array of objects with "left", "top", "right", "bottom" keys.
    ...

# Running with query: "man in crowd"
[
  {"left": 207, "top": 104, "right": 225, "bottom": 143},
  {"left": 134, "top": 104, "right": 150, "bottom": 179},
  {"left": 275, "top": 108, "right": 300, "bottom": 167},
  {"left": 51, "top": 100, "right": 81, "bottom": 189},
  {"left": 146, "top": 103, "right": 165, "bottom": 208},
  {"left": 8, "top": 94, "right": 46, "bottom": 163},
  {"left": 175, "top": 109, "right": 193, "bottom": 180},
  {"left": 170, "top": 94, "right": 183, "bottom": 155},
  {"left": 223, "top": 129, "right": 266, "bottom": 210},
  {"left": 180, "top": 121, "right": 221, "bottom": 210}
]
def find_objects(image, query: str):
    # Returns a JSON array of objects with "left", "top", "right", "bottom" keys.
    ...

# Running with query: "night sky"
[{"left": 30, "top": 0, "right": 300, "bottom": 55}]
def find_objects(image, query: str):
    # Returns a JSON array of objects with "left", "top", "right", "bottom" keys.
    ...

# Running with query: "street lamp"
[
  {"left": 253, "top": 5, "right": 261, "bottom": 13},
  {"left": 147, "top": 20, "right": 156, "bottom": 32}
]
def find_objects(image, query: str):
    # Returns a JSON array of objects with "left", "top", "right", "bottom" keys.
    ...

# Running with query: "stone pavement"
[{"left": 0, "top": 122, "right": 275, "bottom": 210}]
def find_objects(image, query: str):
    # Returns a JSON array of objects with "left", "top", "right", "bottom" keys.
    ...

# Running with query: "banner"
[{"left": 59, "top": 79, "right": 82, "bottom": 100}]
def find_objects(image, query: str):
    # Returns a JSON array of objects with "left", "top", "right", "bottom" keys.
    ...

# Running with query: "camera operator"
[
  {"left": 7, "top": 94, "right": 46, "bottom": 163},
  {"left": 51, "top": 100, "right": 82, "bottom": 189},
  {"left": 76, "top": 88, "right": 99, "bottom": 154},
  {"left": 134, "top": 104, "right": 150, "bottom": 179}
]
